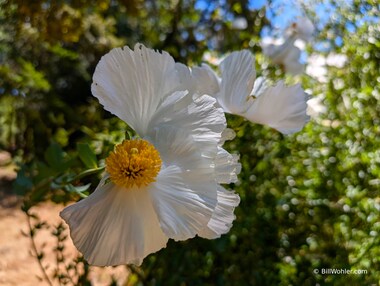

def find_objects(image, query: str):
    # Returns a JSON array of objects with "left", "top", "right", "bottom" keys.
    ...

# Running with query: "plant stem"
[{"left": 25, "top": 210, "right": 53, "bottom": 286}]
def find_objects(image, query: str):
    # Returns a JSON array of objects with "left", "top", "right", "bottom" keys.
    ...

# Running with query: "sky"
[{"left": 195, "top": 0, "right": 378, "bottom": 53}]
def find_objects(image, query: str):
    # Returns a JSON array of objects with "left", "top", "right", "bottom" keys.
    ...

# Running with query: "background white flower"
[
  {"left": 306, "top": 53, "right": 347, "bottom": 83},
  {"left": 60, "top": 44, "right": 240, "bottom": 267},
  {"left": 262, "top": 36, "right": 304, "bottom": 75},
  {"left": 306, "top": 54, "right": 328, "bottom": 83},
  {"left": 307, "top": 94, "right": 327, "bottom": 119},
  {"left": 289, "top": 16, "right": 315, "bottom": 42},
  {"left": 262, "top": 16, "right": 314, "bottom": 75}
]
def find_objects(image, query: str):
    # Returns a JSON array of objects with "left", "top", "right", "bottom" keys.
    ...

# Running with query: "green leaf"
[
  {"left": 77, "top": 143, "right": 98, "bottom": 169},
  {"left": 73, "top": 183, "right": 91, "bottom": 193},
  {"left": 13, "top": 165, "right": 33, "bottom": 195},
  {"left": 44, "top": 142, "right": 65, "bottom": 172},
  {"left": 64, "top": 183, "right": 90, "bottom": 198}
]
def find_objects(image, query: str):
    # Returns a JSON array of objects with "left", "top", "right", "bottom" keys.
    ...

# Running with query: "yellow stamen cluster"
[{"left": 105, "top": 139, "right": 162, "bottom": 188}]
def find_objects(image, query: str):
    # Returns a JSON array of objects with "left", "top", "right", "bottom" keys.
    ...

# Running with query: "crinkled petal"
[
  {"left": 198, "top": 186, "right": 240, "bottom": 239},
  {"left": 147, "top": 92, "right": 226, "bottom": 162},
  {"left": 244, "top": 81, "right": 310, "bottom": 134},
  {"left": 217, "top": 50, "right": 256, "bottom": 114},
  {"left": 175, "top": 63, "right": 220, "bottom": 96},
  {"left": 175, "top": 63, "right": 195, "bottom": 94},
  {"left": 192, "top": 64, "right": 220, "bottom": 95},
  {"left": 148, "top": 165, "right": 218, "bottom": 241},
  {"left": 148, "top": 125, "right": 220, "bottom": 183},
  {"left": 219, "top": 128, "right": 236, "bottom": 145},
  {"left": 60, "top": 177, "right": 168, "bottom": 266},
  {"left": 91, "top": 44, "right": 179, "bottom": 136},
  {"left": 215, "top": 147, "right": 241, "bottom": 184}
]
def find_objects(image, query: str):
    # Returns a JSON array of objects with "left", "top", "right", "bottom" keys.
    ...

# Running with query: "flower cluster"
[{"left": 60, "top": 43, "right": 309, "bottom": 266}]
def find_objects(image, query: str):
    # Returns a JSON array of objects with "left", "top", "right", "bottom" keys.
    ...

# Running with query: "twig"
[{"left": 25, "top": 210, "right": 54, "bottom": 286}]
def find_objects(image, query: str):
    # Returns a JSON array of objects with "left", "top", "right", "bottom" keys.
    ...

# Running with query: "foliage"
[{"left": 1, "top": 0, "right": 379, "bottom": 285}]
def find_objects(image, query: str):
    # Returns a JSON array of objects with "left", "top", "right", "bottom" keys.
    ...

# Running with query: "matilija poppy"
[
  {"left": 289, "top": 16, "right": 315, "bottom": 42},
  {"left": 262, "top": 16, "right": 314, "bottom": 75},
  {"left": 60, "top": 44, "right": 241, "bottom": 266},
  {"left": 261, "top": 37, "right": 304, "bottom": 75},
  {"left": 183, "top": 50, "right": 309, "bottom": 134}
]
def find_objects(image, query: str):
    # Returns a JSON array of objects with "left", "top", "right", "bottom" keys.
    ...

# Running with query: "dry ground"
[{"left": 0, "top": 151, "right": 129, "bottom": 286}]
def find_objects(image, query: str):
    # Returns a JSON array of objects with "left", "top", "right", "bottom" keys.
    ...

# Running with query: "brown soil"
[{"left": 0, "top": 152, "right": 129, "bottom": 286}]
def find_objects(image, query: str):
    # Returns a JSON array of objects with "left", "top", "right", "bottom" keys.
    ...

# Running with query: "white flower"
[
  {"left": 262, "top": 16, "right": 314, "bottom": 75},
  {"left": 215, "top": 50, "right": 309, "bottom": 134},
  {"left": 261, "top": 36, "right": 304, "bottom": 75},
  {"left": 306, "top": 54, "right": 328, "bottom": 83},
  {"left": 289, "top": 16, "right": 315, "bottom": 42},
  {"left": 60, "top": 44, "right": 240, "bottom": 266}
]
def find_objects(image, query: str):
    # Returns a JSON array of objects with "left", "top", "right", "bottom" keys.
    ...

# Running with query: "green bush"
[{"left": 1, "top": 0, "right": 379, "bottom": 285}]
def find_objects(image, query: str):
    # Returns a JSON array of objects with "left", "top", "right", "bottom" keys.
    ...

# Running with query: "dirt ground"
[{"left": 0, "top": 152, "right": 129, "bottom": 286}]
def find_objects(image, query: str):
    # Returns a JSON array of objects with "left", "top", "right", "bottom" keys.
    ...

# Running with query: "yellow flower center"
[{"left": 105, "top": 139, "right": 162, "bottom": 188}]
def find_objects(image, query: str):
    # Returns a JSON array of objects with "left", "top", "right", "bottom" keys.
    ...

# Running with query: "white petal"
[
  {"left": 215, "top": 147, "right": 241, "bottom": 184},
  {"left": 251, "top": 76, "right": 270, "bottom": 98},
  {"left": 198, "top": 186, "right": 240, "bottom": 239},
  {"left": 281, "top": 45, "right": 304, "bottom": 75},
  {"left": 262, "top": 37, "right": 296, "bottom": 65},
  {"left": 293, "top": 16, "right": 314, "bottom": 42},
  {"left": 284, "top": 60, "right": 304, "bottom": 76},
  {"left": 283, "top": 45, "right": 301, "bottom": 63},
  {"left": 60, "top": 177, "right": 168, "bottom": 266},
  {"left": 175, "top": 63, "right": 195, "bottom": 93},
  {"left": 217, "top": 50, "right": 256, "bottom": 114},
  {"left": 261, "top": 37, "right": 285, "bottom": 58},
  {"left": 219, "top": 128, "right": 236, "bottom": 145},
  {"left": 148, "top": 125, "right": 223, "bottom": 185},
  {"left": 192, "top": 64, "right": 220, "bottom": 95},
  {"left": 147, "top": 92, "right": 226, "bottom": 162},
  {"left": 91, "top": 44, "right": 179, "bottom": 136},
  {"left": 175, "top": 63, "right": 220, "bottom": 96},
  {"left": 148, "top": 165, "right": 218, "bottom": 241},
  {"left": 270, "top": 45, "right": 304, "bottom": 75},
  {"left": 244, "top": 81, "right": 310, "bottom": 134},
  {"left": 294, "top": 39, "right": 306, "bottom": 50}
]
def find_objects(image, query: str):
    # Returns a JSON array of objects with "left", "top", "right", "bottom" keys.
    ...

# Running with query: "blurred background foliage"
[{"left": 0, "top": 0, "right": 379, "bottom": 285}]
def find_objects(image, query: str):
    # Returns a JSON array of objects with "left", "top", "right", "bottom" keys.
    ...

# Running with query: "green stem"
[{"left": 70, "top": 166, "right": 105, "bottom": 182}]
